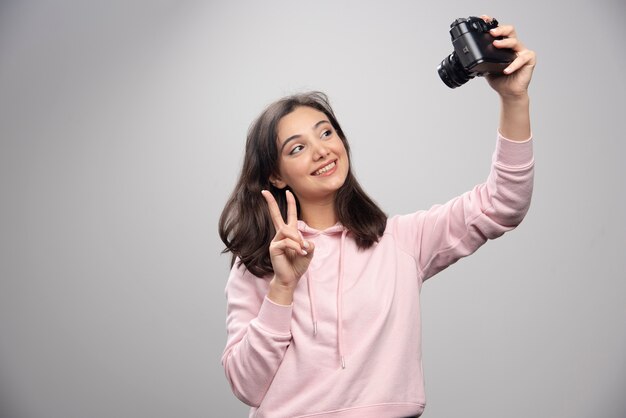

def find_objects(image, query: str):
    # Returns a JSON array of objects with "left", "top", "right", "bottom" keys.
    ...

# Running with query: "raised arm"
[
  {"left": 392, "top": 17, "right": 536, "bottom": 282},
  {"left": 482, "top": 15, "right": 536, "bottom": 141}
]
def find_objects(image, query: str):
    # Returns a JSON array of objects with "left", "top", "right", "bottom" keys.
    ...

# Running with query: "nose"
[{"left": 312, "top": 140, "right": 330, "bottom": 161}]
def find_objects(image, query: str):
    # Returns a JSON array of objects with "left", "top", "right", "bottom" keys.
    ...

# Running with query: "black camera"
[{"left": 437, "top": 16, "right": 516, "bottom": 88}]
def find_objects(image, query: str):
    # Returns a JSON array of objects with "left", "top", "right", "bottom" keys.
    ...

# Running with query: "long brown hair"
[{"left": 219, "top": 92, "right": 386, "bottom": 277}]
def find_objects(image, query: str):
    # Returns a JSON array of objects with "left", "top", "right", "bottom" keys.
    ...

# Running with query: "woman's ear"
[{"left": 269, "top": 174, "right": 287, "bottom": 189}]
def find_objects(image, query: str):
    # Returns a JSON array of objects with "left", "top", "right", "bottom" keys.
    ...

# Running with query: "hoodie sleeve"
[
  {"left": 221, "top": 261, "right": 293, "bottom": 407},
  {"left": 392, "top": 132, "right": 534, "bottom": 282}
]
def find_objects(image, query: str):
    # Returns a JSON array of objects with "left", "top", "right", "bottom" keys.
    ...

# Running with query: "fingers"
[
  {"left": 270, "top": 229, "right": 314, "bottom": 257},
  {"left": 262, "top": 189, "right": 309, "bottom": 250},
  {"left": 503, "top": 48, "right": 536, "bottom": 74},
  {"left": 490, "top": 24, "right": 517, "bottom": 40},
  {"left": 270, "top": 236, "right": 309, "bottom": 256},
  {"left": 490, "top": 25, "right": 521, "bottom": 54},
  {"left": 480, "top": 17, "right": 535, "bottom": 74},
  {"left": 492, "top": 36, "right": 519, "bottom": 50},
  {"left": 275, "top": 223, "right": 308, "bottom": 251},
  {"left": 262, "top": 189, "right": 299, "bottom": 227},
  {"left": 261, "top": 190, "right": 286, "bottom": 230},
  {"left": 286, "top": 190, "right": 298, "bottom": 226},
  {"left": 480, "top": 15, "right": 520, "bottom": 50}
]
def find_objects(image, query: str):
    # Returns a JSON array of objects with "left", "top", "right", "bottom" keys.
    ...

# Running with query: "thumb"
[{"left": 303, "top": 240, "right": 315, "bottom": 258}]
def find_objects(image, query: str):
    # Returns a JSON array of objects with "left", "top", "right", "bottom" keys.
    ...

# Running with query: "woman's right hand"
[{"left": 261, "top": 190, "right": 314, "bottom": 304}]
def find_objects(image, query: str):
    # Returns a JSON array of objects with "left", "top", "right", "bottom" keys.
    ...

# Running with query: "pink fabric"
[{"left": 222, "top": 133, "right": 534, "bottom": 418}]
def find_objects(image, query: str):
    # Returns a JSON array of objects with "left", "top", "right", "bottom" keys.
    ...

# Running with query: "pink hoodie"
[{"left": 222, "top": 133, "right": 534, "bottom": 418}]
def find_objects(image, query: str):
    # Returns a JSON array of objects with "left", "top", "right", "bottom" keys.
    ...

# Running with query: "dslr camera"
[{"left": 437, "top": 16, "right": 516, "bottom": 88}]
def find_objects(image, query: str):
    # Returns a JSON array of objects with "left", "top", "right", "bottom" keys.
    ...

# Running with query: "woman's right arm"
[
  {"left": 222, "top": 190, "right": 314, "bottom": 406},
  {"left": 221, "top": 262, "right": 293, "bottom": 407}
]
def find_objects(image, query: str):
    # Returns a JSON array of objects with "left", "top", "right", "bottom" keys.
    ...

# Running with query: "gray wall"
[{"left": 1, "top": 1, "right": 625, "bottom": 417}]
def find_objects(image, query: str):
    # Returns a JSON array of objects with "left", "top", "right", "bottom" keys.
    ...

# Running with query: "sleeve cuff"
[
  {"left": 494, "top": 131, "right": 534, "bottom": 168},
  {"left": 255, "top": 296, "right": 293, "bottom": 335}
]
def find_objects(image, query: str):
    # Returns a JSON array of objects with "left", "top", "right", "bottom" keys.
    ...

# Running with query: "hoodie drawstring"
[
  {"left": 306, "top": 271, "right": 318, "bottom": 336},
  {"left": 337, "top": 229, "right": 347, "bottom": 369}
]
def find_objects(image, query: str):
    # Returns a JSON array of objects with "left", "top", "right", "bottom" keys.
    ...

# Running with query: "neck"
[{"left": 299, "top": 196, "right": 338, "bottom": 230}]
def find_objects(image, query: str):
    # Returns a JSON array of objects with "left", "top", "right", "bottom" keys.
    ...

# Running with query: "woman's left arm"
[{"left": 483, "top": 15, "right": 537, "bottom": 141}]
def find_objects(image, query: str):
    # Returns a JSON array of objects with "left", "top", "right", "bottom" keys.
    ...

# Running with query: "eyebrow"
[{"left": 279, "top": 119, "right": 331, "bottom": 153}]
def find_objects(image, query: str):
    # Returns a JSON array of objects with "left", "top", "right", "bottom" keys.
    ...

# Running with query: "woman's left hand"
[{"left": 482, "top": 15, "right": 536, "bottom": 99}]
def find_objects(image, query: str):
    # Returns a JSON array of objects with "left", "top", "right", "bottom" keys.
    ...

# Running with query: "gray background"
[{"left": 1, "top": 0, "right": 625, "bottom": 417}]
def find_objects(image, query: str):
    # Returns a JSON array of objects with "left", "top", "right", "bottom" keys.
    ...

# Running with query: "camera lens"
[{"left": 437, "top": 52, "right": 473, "bottom": 88}]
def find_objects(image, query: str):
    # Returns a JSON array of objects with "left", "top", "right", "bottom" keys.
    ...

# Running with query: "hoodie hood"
[{"left": 297, "top": 220, "right": 346, "bottom": 235}]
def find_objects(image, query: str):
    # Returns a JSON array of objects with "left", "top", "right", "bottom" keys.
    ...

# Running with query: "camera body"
[{"left": 437, "top": 16, "right": 516, "bottom": 88}]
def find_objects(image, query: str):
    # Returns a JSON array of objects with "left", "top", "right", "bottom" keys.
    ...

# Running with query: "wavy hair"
[{"left": 219, "top": 92, "right": 387, "bottom": 277}]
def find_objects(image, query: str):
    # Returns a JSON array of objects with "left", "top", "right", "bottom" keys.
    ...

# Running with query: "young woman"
[{"left": 219, "top": 16, "right": 536, "bottom": 418}]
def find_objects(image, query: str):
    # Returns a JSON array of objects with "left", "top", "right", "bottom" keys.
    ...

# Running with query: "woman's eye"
[
  {"left": 321, "top": 129, "right": 332, "bottom": 138},
  {"left": 289, "top": 145, "right": 304, "bottom": 155}
]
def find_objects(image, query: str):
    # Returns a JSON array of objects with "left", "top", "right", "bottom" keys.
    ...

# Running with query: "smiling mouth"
[{"left": 312, "top": 161, "right": 337, "bottom": 176}]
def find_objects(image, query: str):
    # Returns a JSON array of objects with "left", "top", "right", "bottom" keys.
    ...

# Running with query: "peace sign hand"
[{"left": 261, "top": 190, "right": 315, "bottom": 301}]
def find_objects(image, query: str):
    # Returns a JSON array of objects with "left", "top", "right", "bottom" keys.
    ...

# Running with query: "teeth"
[{"left": 314, "top": 161, "right": 336, "bottom": 176}]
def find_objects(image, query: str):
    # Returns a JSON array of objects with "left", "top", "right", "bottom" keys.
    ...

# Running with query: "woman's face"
[{"left": 271, "top": 106, "right": 349, "bottom": 203}]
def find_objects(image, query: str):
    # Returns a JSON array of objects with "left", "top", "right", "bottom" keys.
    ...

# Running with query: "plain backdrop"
[{"left": 1, "top": 1, "right": 625, "bottom": 417}]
